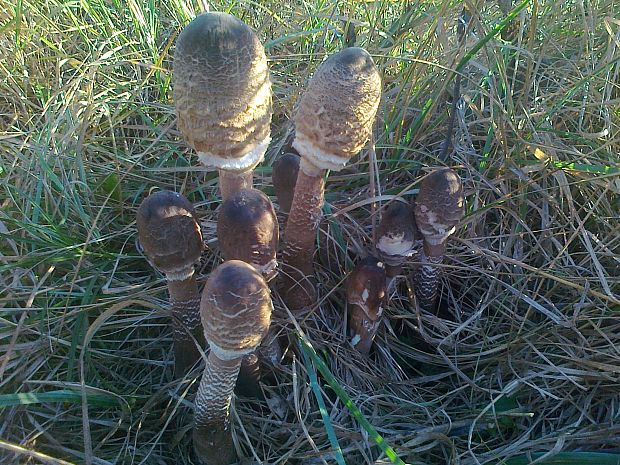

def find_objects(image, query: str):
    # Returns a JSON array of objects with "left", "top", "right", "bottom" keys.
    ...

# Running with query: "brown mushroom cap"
[
  {"left": 292, "top": 47, "right": 381, "bottom": 173},
  {"left": 201, "top": 260, "right": 272, "bottom": 361},
  {"left": 173, "top": 12, "right": 272, "bottom": 172},
  {"left": 346, "top": 256, "right": 386, "bottom": 321},
  {"left": 414, "top": 168, "right": 465, "bottom": 248},
  {"left": 272, "top": 152, "right": 300, "bottom": 214},
  {"left": 136, "top": 190, "right": 203, "bottom": 280},
  {"left": 376, "top": 202, "right": 420, "bottom": 266},
  {"left": 217, "top": 188, "right": 278, "bottom": 281}
]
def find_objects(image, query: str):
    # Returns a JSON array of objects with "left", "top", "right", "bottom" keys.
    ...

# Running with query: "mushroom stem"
[
  {"left": 193, "top": 351, "right": 241, "bottom": 465},
  {"left": 413, "top": 243, "right": 445, "bottom": 311},
  {"left": 280, "top": 163, "right": 325, "bottom": 311},
  {"left": 218, "top": 169, "right": 253, "bottom": 201},
  {"left": 167, "top": 274, "right": 204, "bottom": 376}
]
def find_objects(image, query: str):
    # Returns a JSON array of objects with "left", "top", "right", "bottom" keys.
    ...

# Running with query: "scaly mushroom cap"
[
  {"left": 136, "top": 191, "right": 203, "bottom": 281},
  {"left": 376, "top": 202, "right": 420, "bottom": 266},
  {"left": 414, "top": 168, "right": 464, "bottom": 250},
  {"left": 293, "top": 47, "right": 381, "bottom": 173},
  {"left": 173, "top": 12, "right": 272, "bottom": 172},
  {"left": 217, "top": 188, "right": 278, "bottom": 281},
  {"left": 346, "top": 256, "right": 386, "bottom": 321},
  {"left": 272, "top": 152, "right": 300, "bottom": 214},
  {"left": 201, "top": 260, "right": 272, "bottom": 361}
]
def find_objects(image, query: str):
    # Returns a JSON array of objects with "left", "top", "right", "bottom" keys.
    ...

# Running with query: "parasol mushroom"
[
  {"left": 413, "top": 168, "right": 464, "bottom": 310},
  {"left": 281, "top": 47, "right": 381, "bottom": 312},
  {"left": 173, "top": 12, "right": 272, "bottom": 200},
  {"left": 136, "top": 190, "right": 204, "bottom": 376}
]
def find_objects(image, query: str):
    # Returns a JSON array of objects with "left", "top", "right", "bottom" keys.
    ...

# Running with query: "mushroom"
[
  {"left": 173, "top": 12, "right": 272, "bottom": 200},
  {"left": 216, "top": 188, "right": 280, "bottom": 395},
  {"left": 136, "top": 190, "right": 204, "bottom": 376},
  {"left": 272, "top": 152, "right": 300, "bottom": 215},
  {"left": 413, "top": 168, "right": 464, "bottom": 310},
  {"left": 281, "top": 47, "right": 381, "bottom": 311},
  {"left": 346, "top": 256, "right": 387, "bottom": 355},
  {"left": 217, "top": 188, "right": 278, "bottom": 282},
  {"left": 375, "top": 201, "right": 420, "bottom": 281},
  {"left": 193, "top": 260, "right": 272, "bottom": 465}
]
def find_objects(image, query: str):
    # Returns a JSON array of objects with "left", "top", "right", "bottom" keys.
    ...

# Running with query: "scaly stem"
[
  {"left": 193, "top": 352, "right": 241, "bottom": 465},
  {"left": 281, "top": 164, "right": 325, "bottom": 312},
  {"left": 218, "top": 169, "right": 253, "bottom": 201},
  {"left": 167, "top": 275, "right": 204, "bottom": 377},
  {"left": 414, "top": 242, "right": 445, "bottom": 311}
]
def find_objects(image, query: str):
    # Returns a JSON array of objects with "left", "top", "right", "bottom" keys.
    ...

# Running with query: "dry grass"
[{"left": 1, "top": 0, "right": 619, "bottom": 464}]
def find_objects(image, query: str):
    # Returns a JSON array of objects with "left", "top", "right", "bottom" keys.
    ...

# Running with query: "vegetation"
[{"left": 1, "top": 0, "right": 619, "bottom": 464}]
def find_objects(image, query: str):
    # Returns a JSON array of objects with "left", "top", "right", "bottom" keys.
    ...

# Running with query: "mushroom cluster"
[{"left": 134, "top": 9, "right": 467, "bottom": 465}]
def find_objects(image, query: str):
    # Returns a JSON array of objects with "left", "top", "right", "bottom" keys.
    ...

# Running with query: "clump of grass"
[{"left": 1, "top": 0, "right": 619, "bottom": 464}]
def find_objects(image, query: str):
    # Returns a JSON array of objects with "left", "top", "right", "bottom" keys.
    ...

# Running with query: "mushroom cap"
[
  {"left": 201, "top": 260, "right": 272, "bottom": 360},
  {"left": 346, "top": 256, "right": 386, "bottom": 320},
  {"left": 217, "top": 188, "right": 279, "bottom": 281},
  {"left": 173, "top": 12, "right": 272, "bottom": 172},
  {"left": 375, "top": 201, "right": 420, "bottom": 266},
  {"left": 292, "top": 47, "right": 381, "bottom": 173},
  {"left": 136, "top": 190, "right": 203, "bottom": 280},
  {"left": 414, "top": 168, "right": 465, "bottom": 246},
  {"left": 272, "top": 152, "right": 300, "bottom": 214}
]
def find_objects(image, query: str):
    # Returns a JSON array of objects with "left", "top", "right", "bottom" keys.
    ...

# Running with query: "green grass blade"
[
  {"left": 298, "top": 335, "right": 408, "bottom": 465},
  {"left": 0, "top": 390, "right": 119, "bottom": 409},
  {"left": 300, "top": 341, "right": 347, "bottom": 465}
]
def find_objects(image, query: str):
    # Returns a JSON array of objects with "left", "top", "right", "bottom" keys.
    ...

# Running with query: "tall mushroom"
[
  {"left": 346, "top": 256, "right": 386, "bottom": 355},
  {"left": 272, "top": 152, "right": 300, "bottom": 216},
  {"left": 173, "top": 12, "right": 272, "bottom": 200},
  {"left": 413, "top": 168, "right": 464, "bottom": 310},
  {"left": 193, "top": 260, "right": 272, "bottom": 465},
  {"left": 217, "top": 188, "right": 280, "bottom": 394},
  {"left": 375, "top": 201, "right": 420, "bottom": 282},
  {"left": 281, "top": 47, "right": 381, "bottom": 311},
  {"left": 136, "top": 190, "right": 204, "bottom": 376}
]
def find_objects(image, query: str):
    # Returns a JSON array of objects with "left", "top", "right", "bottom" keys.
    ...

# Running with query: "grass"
[{"left": 1, "top": 0, "right": 619, "bottom": 464}]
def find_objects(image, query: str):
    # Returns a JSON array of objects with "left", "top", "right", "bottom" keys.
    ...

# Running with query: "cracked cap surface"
[
  {"left": 173, "top": 12, "right": 272, "bottom": 171},
  {"left": 201, "top": 260, "right": 272, "bottom": 360},
  {"left": 293, "top": 47, "right": 381, "bottom": 172},
  {"left": 414, "top": 168, "right": 465, "bottom": 246}
]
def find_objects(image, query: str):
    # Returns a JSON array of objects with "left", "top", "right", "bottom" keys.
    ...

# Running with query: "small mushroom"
[
  {"left": 173, "top": 12, "right": 272, "bottom": 200},
  {"left": 375, "top": 201, "right": 420, "bottom": 280},
  {"left": 193, "top": 260, "right": 272, "bottom": 465},
  {"left": 272, "top": 152, "right": 300, "bottom": 215},
  {"left": 413, "top": 168, "right": 464, "bottom": 310},
  {"left": 281, "top": 47, "right": 381, "bottom": 311},
  {"left": 136, "top": 190, "right": 204, "bottom": 376},
  {"left": 217, "top": 188, "right": 278, "bottom": 282},
  {"left": 346, "top": 256, "right": 387, "bottom": 355}
]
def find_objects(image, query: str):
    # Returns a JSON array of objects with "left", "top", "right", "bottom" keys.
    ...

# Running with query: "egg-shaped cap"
[
  {"left": 293, "top": 47, "right": 381, "bottom": 173},
  {"left": 217, "top": 188, "right": 278, "bottom": 281},
  {"left": 346, "top": 256, "right": 386, "bottom": 320},
  {"left": 414, "top": 168, "right": 465, "bottom": 246},
  {"left": 136, "top": 190, "right": 203, "bottom": 280},
  {"left": 201, "top": 260, "right": 272, "bottom": 360},
  {"left": 173, "top": 12, "right": 272, "bottom": 172},
  {"left": 272, "top": 152, "right": 300, "bottom": 214},
  {"left": 376, "top": 202, "right": 420, "bottom": 266}
]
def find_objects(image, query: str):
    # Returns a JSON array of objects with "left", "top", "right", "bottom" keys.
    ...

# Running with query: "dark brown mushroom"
[
  {"left": 413, "top": 168, "right": 464, "bottom": 310},
  {"left": 272, "top": 152, "right": 300, "bottom": 215},
  {"left": 136, "top": 190, "right": 204, "bottom": 376},
  {"left": 375, "top": 201, "right": 420, "bottom": 280},
  {"left": 173, "top": 12, "right": 272, "bottom": 200},
  {"left": 281, "top": 47, "right": 381, "bottom": 312},
  {"left": 193, "top": 260, "right": 272, "bottom": 465},
  {"left": 346, "top": 256, "right": 387, "bottom": 355}
]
